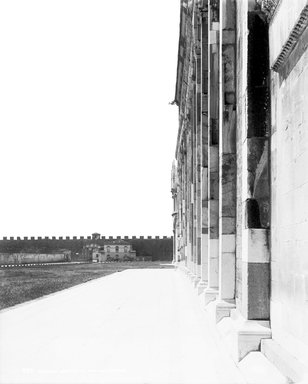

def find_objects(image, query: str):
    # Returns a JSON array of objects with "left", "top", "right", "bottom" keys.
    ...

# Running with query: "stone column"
[
  {"left": 184, "top": 133, "right": 190, "bottom": 269},
  {"left": 177, "top": 157, "right": 184, "bottom": 262},
  {"left": 178, "top": 135, "right": 186, "bottom": 267},
  {"left": 180, "top": 149, "right": 186, "bottom": 263},
  {"left": 230, "top": 2, "right": 271, "bottom": 362},
  {"left": 197, "top": 4, "right": 209, "bottom": 295},
  {"left": 240, "top": 8, "right": 271, "bottom": 322},
  {"left": 204, "top": 0, "right": 220, "bottom": 305},
  {"left": 172, "top": 229, "right": 176, "bottom": 263},
  {"left": 216, "top": 0, "right": 237, "bottom": 321},
  {"left": 186, "top": 127, "right": 193, "bottom": 273},
  {"left": 192, "top": 61, "right": 198, "bottom": 279},
  {"left": 188, "top": 47, "right": 198, "bottom": 279},
  {"left": 194, "top": 14, "right": 203, "bottom": 286},
  {"left": 171, "top": 162, "right": 178, "bottom": 263}
]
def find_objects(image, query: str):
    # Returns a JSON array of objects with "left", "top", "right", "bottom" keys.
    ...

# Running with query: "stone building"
[
  {"left": 88, "top": 241, "right": 137, "bottom": 262},
  {"left": 0, "top": 234, "right": 172, "bottom": 263},
  {"left": 172, "top": 0, "right": 308, "bottom": 380}
]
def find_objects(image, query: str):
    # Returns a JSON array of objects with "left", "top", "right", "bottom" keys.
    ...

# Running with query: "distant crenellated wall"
[{"left": 0, "top": 236, "right": 173, "bottom": 263}]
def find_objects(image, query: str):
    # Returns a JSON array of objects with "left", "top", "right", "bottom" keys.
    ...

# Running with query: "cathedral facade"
[{"left": 171, "top": 0, "right": 308, "bottom": 379}]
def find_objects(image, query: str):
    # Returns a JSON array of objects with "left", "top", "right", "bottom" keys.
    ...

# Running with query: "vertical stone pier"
[
  {"left": 216, "top": 0, "right": 237, "bottom": 321},
  {"left": 190, "top": 51, "right": 198, "bottom": 280},
  {"left": 171, "top": 161, "right": 179, "bottom": 263},
  {"left": 204, "top": 0, "right": 220, "bottom": 305},
  {"left": 194, "top": 9, "right": 203, "bottom": 285},
  {"left": 197, "top": 3, "right": 209, "bottom": 295},
  {"left": 240, "top": 7, "right": 271, "bottom": 322},
  {"left": 233, "top": 2, "right": 271, "bottom": 361},
  {"left": 191, "top": 59, "right": 197, "bottom": 280},
  {"left": 186, "top": 128, "right": 193, "bottom": 274}
]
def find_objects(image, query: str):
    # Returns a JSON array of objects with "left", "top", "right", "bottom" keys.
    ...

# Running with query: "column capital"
[{"left": 256, "top": 0, "right": 281, "bottom": 21}]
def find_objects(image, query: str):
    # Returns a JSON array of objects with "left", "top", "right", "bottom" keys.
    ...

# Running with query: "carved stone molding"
[
  {"left": 272, "top": 4, "right": 308, "bottom": 72},
  {"left": 257, "top": 0, "right": 281, "bottom": 20}
]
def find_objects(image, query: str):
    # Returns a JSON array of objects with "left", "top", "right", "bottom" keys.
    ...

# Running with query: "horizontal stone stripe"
[
  {"left": 242, "top": 228, "right": 270, "bottom": 263},
  {"left": 246, "top": 261, "right": 270, "bottom": 320}
]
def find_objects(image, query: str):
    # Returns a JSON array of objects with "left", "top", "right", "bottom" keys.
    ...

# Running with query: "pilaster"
[
  {"left": 216, "top": 0, "right": 237, "bottom": 320},
  {"left": 198, "top": 4, "right": 209, "bottom": 295},
  {"left": 239, "top": 7, "right": 270, "bottom": 321},
  {"left": 204, "top": 0, "right": 220, "bottom": 305}
]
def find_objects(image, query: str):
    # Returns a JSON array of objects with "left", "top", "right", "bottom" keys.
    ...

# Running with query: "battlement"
[
  {"left": 1, "top": 235, "right": 173, "bottom": 241},
  {"left": 0, "top": 234, "right": 173, "bottom": 262}
]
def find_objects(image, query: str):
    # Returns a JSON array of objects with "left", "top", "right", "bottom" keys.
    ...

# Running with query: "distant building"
[
  {"left": 86, "top": 240, "right": 136, "bottom": 262},
  {"left": 0, "top": 234, "right": 172, "bottom": 263}
]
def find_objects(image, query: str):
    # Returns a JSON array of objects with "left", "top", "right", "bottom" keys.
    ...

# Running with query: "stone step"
[
  {"left": 238, "top": 351, "right": 288, "bottom": 384},
  {"left": 261, "top": 339, "right": 308, "bottom": 384}
]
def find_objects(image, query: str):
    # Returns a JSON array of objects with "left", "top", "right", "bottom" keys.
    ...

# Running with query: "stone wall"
[
  {"left": 0, "top": 252, "right": 70, "bottom": 265},
  {"left": 172, "top": 0, "right": 308, "bottom": 371},
  {"left": 269, "top": 0, "right": 308, "bottom": 365},
  {"left": 0, "top": 236, "right": 173, "bottom": 263},
  {"left": 235, "top": 0, "right": 246, "bottom": 309}
]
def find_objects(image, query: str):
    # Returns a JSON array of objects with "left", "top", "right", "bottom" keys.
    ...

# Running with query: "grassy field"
[{"left": 0, "top": 261, "right": 173, "bottom": 311}]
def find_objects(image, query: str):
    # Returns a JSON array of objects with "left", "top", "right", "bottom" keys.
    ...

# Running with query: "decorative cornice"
[
  {"left": 272, "top": 4, "right": 308, "bottom": 72},
  {"left": 257, "top": 0, "right": 281, "bottom": 21}
]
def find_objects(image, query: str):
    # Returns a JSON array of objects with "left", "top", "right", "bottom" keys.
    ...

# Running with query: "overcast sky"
[{"left": 0, "top": 0, "right": 179, "bottom": 238}]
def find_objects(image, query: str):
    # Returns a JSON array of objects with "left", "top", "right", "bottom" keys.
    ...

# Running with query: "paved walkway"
[{"left": 0, "top": 268, "right": 245, "bottom": 384}]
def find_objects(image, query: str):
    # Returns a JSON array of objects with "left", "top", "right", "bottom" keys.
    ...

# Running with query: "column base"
[
  {"left": 186, "top": 268, "right": 197, "bottom": 283},
  {"left": 216, "top": 309, "right": 272, "bottom": 362},
  {"left": 203, "top": 287, "right": 218, "bottom": 305},
  {"left": 189, "top": 274, "right": 198, "bottom": 286},
  {"left": 192, "top": 276, "right": 201, "bottom": 288},
  {"left": 186, "top": 269, "right": 194, "bottom": 279},
  {"left": 177, "top": 264, "right": 192, "bottom": 281},
  {"left": 205, "top": 299, "right": 236, "bottom": 323},
  {"left": 261, "top": 339, "right": 308, "bottom": 383},
  {"left": 196, "top": 280, "right": 207, "bottom": 295},
  {"left": 216, "top": 299, "right": 236, "bottom": 323}
]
